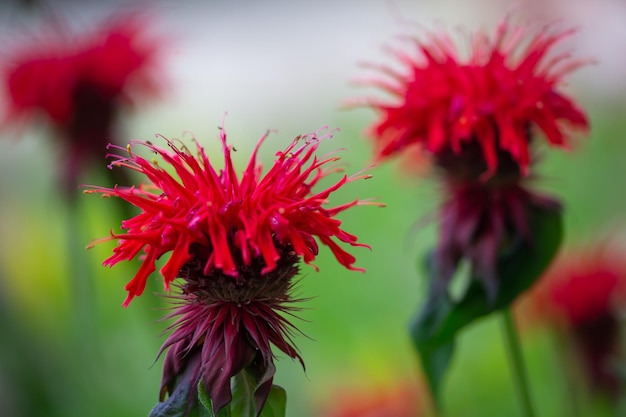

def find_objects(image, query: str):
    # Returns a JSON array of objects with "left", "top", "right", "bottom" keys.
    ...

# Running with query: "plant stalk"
[{"left": 500, "top": 308, "right": 537, "bottom": 417}]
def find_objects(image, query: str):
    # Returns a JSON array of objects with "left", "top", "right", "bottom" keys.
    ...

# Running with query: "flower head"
[
  {"left": 3, "top": 12, "right": 163, "bottom": 190},
  {"left": 540, "top": 247, "right": 626, "bottom": 327},
  {"left": 87, "top": 127, "right": 370, "bottom": 306},
  {"left": 521, "top": 242, "right": 626, "bottom": 397},
  {"left": 86, "top": 126, "right": 375, "bottom": 414},
  {"left": 361, "top": 18, "right": 589, "bottom": 179},
  {"left": 355, "top": 16, "right": 590, "bottom": 299}
]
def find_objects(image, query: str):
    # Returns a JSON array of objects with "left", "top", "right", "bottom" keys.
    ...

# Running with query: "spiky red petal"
[{"left": 86, "top": 127, "right": 371, "bottom": 306}]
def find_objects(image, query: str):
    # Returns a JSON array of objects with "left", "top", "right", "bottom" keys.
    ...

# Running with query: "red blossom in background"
[
  {"left": 542, "top": 251, "right": 626, "bottom": 327},
  {"left": 357, "top": 16, "right": 590, "bottom": 297},
  {"left": 520, "top": 243, "right": 626, "bottom": 397},
  {"left": 2, "top": 11, "right": 163, "bottom": 192},
  {"left": 86, "top": 126, "right": 376, "bottom": 414},
  {"left": 361, "top": 18, "right": 589, "bottom": 178}
]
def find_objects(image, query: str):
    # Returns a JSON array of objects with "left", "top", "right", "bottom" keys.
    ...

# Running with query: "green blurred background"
[{"left": 1, "top": 0, "right": 625, "bottom": 416}]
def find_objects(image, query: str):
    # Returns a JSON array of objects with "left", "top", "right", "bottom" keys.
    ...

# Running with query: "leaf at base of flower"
[
  {"left": 197, "top": 381, "right": 214, "bottom": 414},
  {"left": 197, "top": 381, "right": 231, "bottom": 417},
  {"left": 195, "top": 370, "right": 287, "bottom": 417},
  {"left": 259, "top": 385, "right": 287, "bottom": 417},
  {"left": 411, "top": 206, "right": 562, "bottom": 406},
  {"left": 230, "top": 368, "right": 287, "bottom": 417},
  {"left": 231, "top": 369, "right": 257, "bottom": 417}
]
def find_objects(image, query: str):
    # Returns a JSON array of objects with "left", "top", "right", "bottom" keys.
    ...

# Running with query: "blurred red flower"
[
  {"left": 86, "top": 126, "right": 377, "bottom": 414},
  {"left": 357, "top": 16, "right": 590, "bottom": 297},
  {"left": 541, "top": 249, "right": 626, "bottom": 326},
  {"left": 2, "top": 11, "right": 163, "bottom": 192},
  {"left": 362, "top": 18, "right": 589, "bottom": 179},
  {"left": 520, "top": 242, "right": 626, "bottom": 397}
]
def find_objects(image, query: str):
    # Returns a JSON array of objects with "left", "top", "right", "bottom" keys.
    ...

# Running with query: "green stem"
[{"left": 500, "top": 308, "right": 537, "bottom": 417}]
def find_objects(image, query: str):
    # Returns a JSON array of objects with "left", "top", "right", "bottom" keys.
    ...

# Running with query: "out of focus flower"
[
  {"left": 86, "top": 127, "right": 377, "bottom": 415},
  {"left": 2, "top": 11, "right": 163, "bottom": 193},
  {"left": 520, "top": 243, "right": 626, "bottom": 397},
  {"left": 358, "top": 16, "right": 589, "bottom": 296},
  {"left": 362, "top": 18, "right": 588, "bottom": 179},
  {"left": 316, "top": 379, "right": 423, "bottom": 417}
]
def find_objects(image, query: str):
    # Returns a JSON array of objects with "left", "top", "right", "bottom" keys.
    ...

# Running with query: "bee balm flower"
[
  {"left": 522, "top": 244, "right": 626, "bottom": 398},
  {"left": 85, "top": 126, "right": 376, "bottom": 415},
  {"left": 358, "top": 17, "right": 589, "bottom": 297},
  {"left": 362, "top": 18, "right": 589, "bottom": 180},
  {"left": 3, "top": 12, "right": 163, "bottom": 192}
]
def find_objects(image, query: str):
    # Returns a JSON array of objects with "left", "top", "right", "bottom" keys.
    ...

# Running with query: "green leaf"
[
  {"left": 197, "top": 381, "right": 214, "bottom": 415},
  {"left": 231, "top": 369, "right": 257, "bottom": 417},
  {"left": 197, "top": 381, "right": 230, "bottom": 417},
  {"left": 411, "top": 206, "right": 562, "bottom": 406},
  {"left": 194, "top": 368, "right": 285, "bottom": 417},
  {"left": 259, "top": 386, "right": 287, "bottom": 417},
  {"left": 230, "top": 368, "right": 286, "bottom": 417},
  {"left": 409, "top": 287, "right": 456, "bottom": 404}
]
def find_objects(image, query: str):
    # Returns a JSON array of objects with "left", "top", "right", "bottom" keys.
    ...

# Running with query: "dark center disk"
[
  {"left": 434, "top": 124, "right": 534, "bottom": 186},
  {"left": 435, "top": 141, "right": 523, "bottom": 185},
  {"left": 178, "top": 241, "right": 300, "bottom": 304}
]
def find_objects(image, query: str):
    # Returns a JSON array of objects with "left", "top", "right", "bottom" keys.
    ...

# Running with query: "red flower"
[
  {"left": 521, "top": 243, "right": 626, "bottom": 397},
  {"left": 3, "top": 11, "right": 163, "bottom": 190},
  {"left": 542, "top": 249, "right": 626, "bottom": 327},
  {"left": 362, "top": 18, "right": 589, "bottom": 178},
  {"left": 354, "top": 16, "right": 591, "bottom": 298},
  {"left": 86, "top": 126, "right": 376, "bottom": 414}
]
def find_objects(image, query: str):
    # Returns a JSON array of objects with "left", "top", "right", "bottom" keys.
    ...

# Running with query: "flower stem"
[{"left": 500, "top": 308, "right": 537, "bottom": 417}]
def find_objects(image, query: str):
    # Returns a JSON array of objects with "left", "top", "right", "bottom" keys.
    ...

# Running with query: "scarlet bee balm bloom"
[
  {"left": 359, "top": 17, "right": 590, "bottom": 298},
  {"left": 3, "top": 12, "right": 162, "bottom": 191},
  {"left": 364, "top": 18, "right": 589, "bottom": 178},
  {"left": 86, "top": 126, "right": 374, "bottom": 414},
  {"left": 88, "top": 128, "right": 368, "bottom": 307},
  {"left": 522, "top": 245, "right": 626, "bottom": 398}
]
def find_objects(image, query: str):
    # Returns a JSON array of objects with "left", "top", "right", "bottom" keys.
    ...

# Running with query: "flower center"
[
  {"left": 435, "top": 136, "right": 525, "bottom": 186},
  {"left": 178, "top": 241, "right": 300, "bottom": 304}
]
